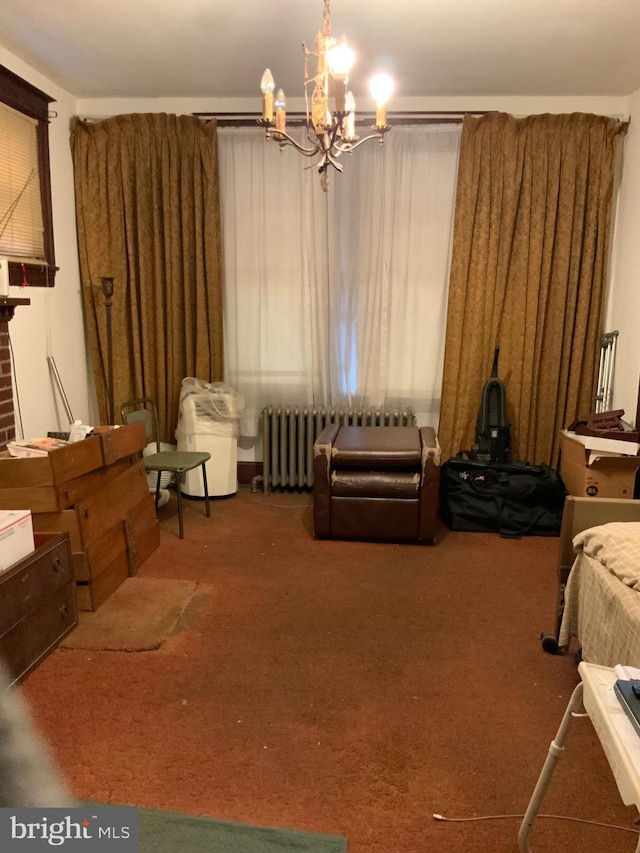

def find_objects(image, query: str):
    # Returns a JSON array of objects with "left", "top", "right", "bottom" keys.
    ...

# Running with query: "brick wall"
[{"left": 0, "top": 321, "right": 15, "bottom": 450}]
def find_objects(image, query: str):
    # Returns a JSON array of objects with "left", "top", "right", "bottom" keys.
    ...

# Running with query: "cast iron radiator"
[
  {"left": 595, "top": 330, "right": 618, "bottom": 414},
  {"left": 261, "top": 405, "right": 416, "bottom": 493}
]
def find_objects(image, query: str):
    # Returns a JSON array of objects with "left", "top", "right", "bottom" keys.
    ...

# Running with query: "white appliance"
[{"left": 176, "top": 392, "right": 238, "bottom": 498}]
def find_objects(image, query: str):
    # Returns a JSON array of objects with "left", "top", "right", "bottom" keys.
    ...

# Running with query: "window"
[
  {"left": 0, "top": 65, "right": 55, "bottom": 287},
  {"left": 218, "top": 123, "right": 461, "bottom": 429}
]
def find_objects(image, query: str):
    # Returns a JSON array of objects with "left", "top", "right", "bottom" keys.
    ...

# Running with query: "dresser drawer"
[
  {"left": 0, "top": 535, "right": 73, "bottom": 634},
  {"left": 0, "top": 533, "right": 77, "bottom": 685},
  {"left": 0, "top": 581, "right": 77, "bottom": 685}
]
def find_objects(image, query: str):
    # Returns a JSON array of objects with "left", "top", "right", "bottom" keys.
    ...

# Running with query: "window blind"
[{"left": 0, "top": 101, "right": 45, "bottom": 260}]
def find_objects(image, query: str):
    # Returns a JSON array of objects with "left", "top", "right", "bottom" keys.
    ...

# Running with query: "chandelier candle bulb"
[
  {"left": 328, "top": 36, "right": 355, "bottom": 77},
  {"left": 345, "top": 92, "right": 356, "bottom": 139},
  {"left": 275, "top": 89, "right": 286, "bottom": 132},
  {"left": 328, "top": 36, "right": 354, "bottom": 114},
  {"left": 261, "top": 69, "right": 275, "bottom": 122},
  {"left": 369, "top": 72, "right": 394, "bottom": 128}
]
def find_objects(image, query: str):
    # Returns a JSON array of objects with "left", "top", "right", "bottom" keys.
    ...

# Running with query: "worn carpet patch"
[{"left": 61, "top": 577, "right": 197, "bottom": 651}]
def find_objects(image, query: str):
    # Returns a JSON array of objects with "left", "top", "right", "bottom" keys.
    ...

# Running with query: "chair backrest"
[{"left": 120, "top": 398, "right": 160, "bottom": 452}]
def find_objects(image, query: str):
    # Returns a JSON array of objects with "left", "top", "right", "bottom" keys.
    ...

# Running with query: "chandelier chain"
[{"left": 323, "top": 0, "right": 331, "bottom": 37}]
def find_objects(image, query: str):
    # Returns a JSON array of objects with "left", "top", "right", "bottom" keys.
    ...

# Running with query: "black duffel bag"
[{"left": 439, "top": 457, "right": 566, "bottom": 538}]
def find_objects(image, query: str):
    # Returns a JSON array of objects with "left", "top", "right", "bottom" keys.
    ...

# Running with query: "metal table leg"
[{"left": 518, "top": 682, "right": 585, "bottom": 853}]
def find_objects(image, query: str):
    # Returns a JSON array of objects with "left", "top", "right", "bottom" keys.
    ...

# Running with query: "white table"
[{"left": 518, "top": 662, "right": 640, "bottom": 852}]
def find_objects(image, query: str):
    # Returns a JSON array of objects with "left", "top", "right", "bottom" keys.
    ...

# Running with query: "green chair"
[{"left": 120, "top": 397, "right": 211, "bottom": 539}]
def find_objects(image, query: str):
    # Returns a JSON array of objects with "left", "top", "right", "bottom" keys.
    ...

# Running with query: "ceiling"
[{"left": 0, "top": 0, "right": 640, "bottom": 103}]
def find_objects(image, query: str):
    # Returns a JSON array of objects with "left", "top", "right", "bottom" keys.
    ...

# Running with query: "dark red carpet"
[{"left": 20, "top": 488, "right": 639, "bottom": 852}]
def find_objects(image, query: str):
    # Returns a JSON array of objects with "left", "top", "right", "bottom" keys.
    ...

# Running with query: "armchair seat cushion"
[{"left": 331, "top": 470, "right": 420, "bottom": 499}]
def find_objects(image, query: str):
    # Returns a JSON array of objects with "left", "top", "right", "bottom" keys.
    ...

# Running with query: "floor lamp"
[{"left": 101, "top": 277, "right": 115, "bottom": 425}]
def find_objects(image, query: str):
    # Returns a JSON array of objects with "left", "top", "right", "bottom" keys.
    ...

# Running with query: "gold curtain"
[
  {"left": 438, "top": 111, "right": 626, "bottom": 465},
  {"left": 71, "top": 113, "right": 224, "bottom": 441}
]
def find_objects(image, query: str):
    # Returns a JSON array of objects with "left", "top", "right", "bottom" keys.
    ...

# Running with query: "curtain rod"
[
  {"left": 195, "top": 110, "right": 481, "bottom": 126},
  {"left": 76, "top": 110, "right": 630, "bottom": 128},
  {"left": 196, "top": 110, "right": 630, "bottom": 129}
]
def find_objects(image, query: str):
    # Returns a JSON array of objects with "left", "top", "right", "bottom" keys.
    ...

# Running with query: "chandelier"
[{"left": 258, "top": 0, "right": 394, "bottom": 191}]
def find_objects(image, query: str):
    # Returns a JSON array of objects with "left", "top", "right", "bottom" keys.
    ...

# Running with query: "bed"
[{"left": 555, "top": 497, "right": 640, "bottom": 667}]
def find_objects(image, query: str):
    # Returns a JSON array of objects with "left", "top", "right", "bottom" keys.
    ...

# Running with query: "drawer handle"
[
  {"left": 59, "top": 605, "right": 68, "bottom": 619},
  {"left": 52, "top": 559, "right": 62, "bottom": 573}
]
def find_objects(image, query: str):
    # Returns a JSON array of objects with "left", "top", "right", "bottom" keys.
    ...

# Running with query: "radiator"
[
  {"left": 595, "top": 330, "right": 618, "bottom": 413},
  {"left": 261, "top": 405, "right": 416, "bottom": 493}
]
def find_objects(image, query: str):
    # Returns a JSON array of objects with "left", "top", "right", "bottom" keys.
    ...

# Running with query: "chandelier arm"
[
  {"left": 318, "top": 149, "right": 344, "bottom": 174},
  {"left": 327, "top": 116, "right": 345, "bottom": 149},
  {"left": 333, "top": 130, "right": 390, "bottom": 154},
  {"left": 269, "top": 130, "right": 322, "bottom": 157},
  {"left": 318, "top": 128, "right": 345, "bottom": 172}
]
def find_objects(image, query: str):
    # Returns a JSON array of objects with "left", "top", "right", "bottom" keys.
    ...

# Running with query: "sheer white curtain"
[
  {"left": 217, "top": 126, "right": 328, "bottom": 433},
  {"left": 218, "top": 123, "right": 460, "bottom": 434}
]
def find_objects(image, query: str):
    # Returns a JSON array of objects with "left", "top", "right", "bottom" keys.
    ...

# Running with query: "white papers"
[
  {"left": 615, "top": 664, "right": 640, "bottom": 681},
  {"left": 563, "top": 430, "right": 640, "bottom": 457}
]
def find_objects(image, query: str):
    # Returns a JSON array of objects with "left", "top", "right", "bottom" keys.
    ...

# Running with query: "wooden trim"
[
  {"left": 0, "top": 65, "right": 52, "bottom": 119},
  {"left": 0, "top": 64, "right": 56, "bottom": 286},
  {"left": 8, "top": 264, "right": 56, "bottom": 288},
  {"left": 0, "top": 297, "right": 30, "bottom": 322},
  {"left": 237, "top": 461, "right": 262, "bottom": 486}
]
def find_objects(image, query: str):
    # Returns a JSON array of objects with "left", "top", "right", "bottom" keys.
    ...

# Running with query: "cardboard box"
[
  {"left": 559, "top": 430, "right": 639, "bottom": 499},
  {"left": 0, "top": 510, "right": 35, "bottom": 572}
]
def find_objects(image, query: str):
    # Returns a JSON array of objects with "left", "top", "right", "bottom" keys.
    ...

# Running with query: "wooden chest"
[
  {"left": 32, "top": 461, "right": 160, "bottom": 611},
  {"left": 0, "top": 532, "right": 77, "bottom": 686},
  {"left": 0, "top": 424, "right": 160, "bottom": 611},
  {"left": 0, "top": 423, "right": 147, "bottom": 512}
]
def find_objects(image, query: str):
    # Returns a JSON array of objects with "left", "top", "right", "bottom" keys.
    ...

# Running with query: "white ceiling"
[{"left": 0, "top": 0, "right": 639, "bottom": 103}]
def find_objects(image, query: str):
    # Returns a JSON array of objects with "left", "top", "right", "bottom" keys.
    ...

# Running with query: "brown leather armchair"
[{"left": 313, "top": 424, "right": 440, "bottom": 544}]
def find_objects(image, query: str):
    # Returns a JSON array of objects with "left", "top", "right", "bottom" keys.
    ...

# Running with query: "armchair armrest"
[
  {"left": 418, "top": 426, "right": 441, "bottom": 543},
  {"left": 419, "top": 426, "right": 440, "bottom": 467},
  {"left": 313, "top": 422, "right": 340, "bottom": 538}
]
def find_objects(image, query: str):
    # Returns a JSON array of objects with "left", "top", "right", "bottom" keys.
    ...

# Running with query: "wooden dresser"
[{"left": 0, "top": 532, "right": 77, "bottom": 686}]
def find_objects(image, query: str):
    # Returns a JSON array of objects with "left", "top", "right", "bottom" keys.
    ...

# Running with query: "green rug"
[
  {"left": 83, "top": 804, "right": 347, "bottom": 852},
  {"left": 138, "top": 808, "right": 347, "bottom": 852}
]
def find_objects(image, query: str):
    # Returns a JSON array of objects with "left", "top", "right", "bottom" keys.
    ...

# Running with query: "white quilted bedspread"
[{"left": 574, "top": 521, "right": 640, "bottom": 590}]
